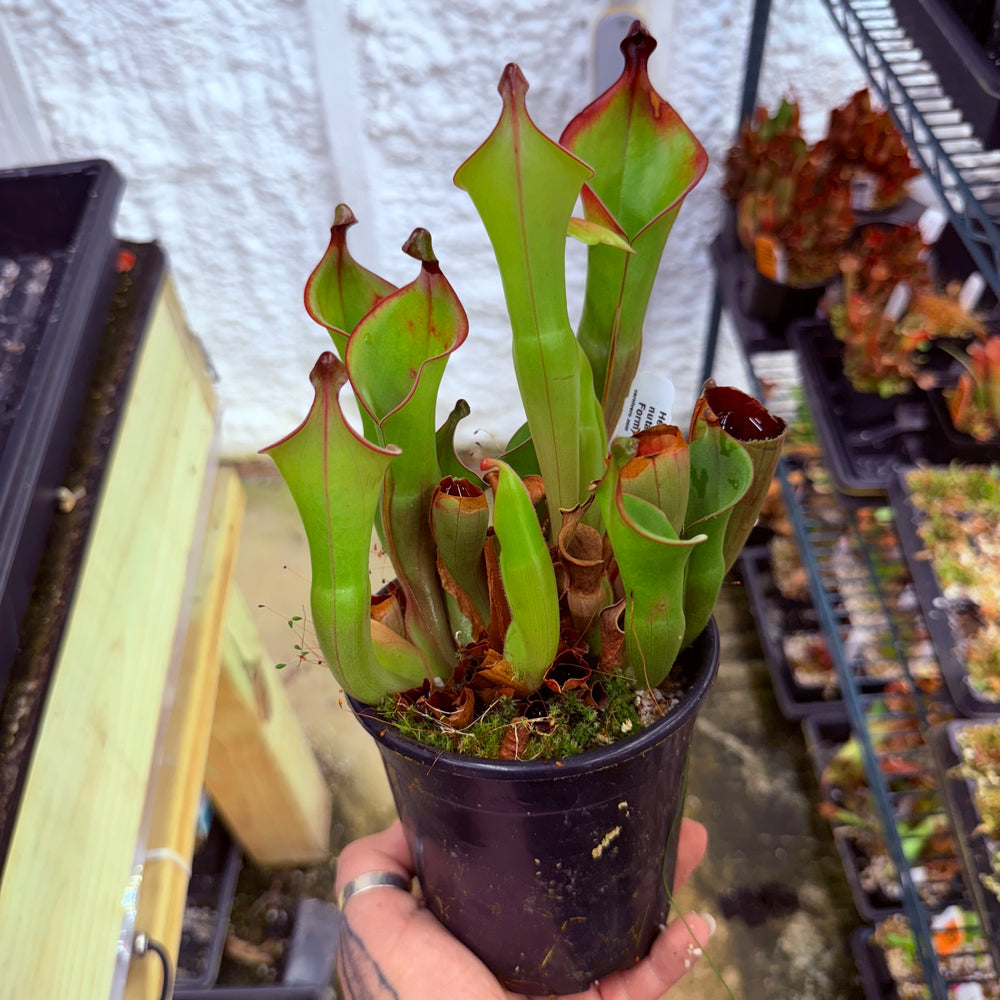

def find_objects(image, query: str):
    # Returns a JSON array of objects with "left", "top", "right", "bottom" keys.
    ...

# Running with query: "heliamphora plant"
[
  {"left": 830, "top": 226, "right": 985, "bottom": 398},
  {"left": 264, "top": 23, "right": 786, "bottom": 750},
  {"left": 818, "top": 89, "right": 920, "bottom": 211},
  {"left": 725, "top": 97, "right": 854, "bottom": 287},
  {"left": 947, "top": 335, "right": 1000, "bottom": 443}
]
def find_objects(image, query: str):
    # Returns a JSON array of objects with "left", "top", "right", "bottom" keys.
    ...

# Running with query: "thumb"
[{"left": 595, "top": 911, "right": 716, "bottom": 1000}]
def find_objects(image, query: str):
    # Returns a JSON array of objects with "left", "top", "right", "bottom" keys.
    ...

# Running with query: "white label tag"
[
  {"left": 951, "top": 985, "right": 985, "bottom": 1000},
  {"left": 613, "top": 372, "right": 675, "bottom": 440},
  {"left": 918, "top": 206, "right": 947, "bottom": 244},
  {"left": 773, "top": 242, "right": 788, "bottom": 284},
  {"left": 850, "top": 171, "right": 877, "bottom": 211},
  {"left": 951, "top": 984, "right": 985, "bottom": 1000},
  {"left": 884, "top": 282, "right": 912, "bottom": 322},
  {"left": 959, "top": 271, "right": 985, "bottom": 312}
]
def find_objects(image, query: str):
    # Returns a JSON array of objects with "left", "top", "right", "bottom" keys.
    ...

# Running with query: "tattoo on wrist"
[{"left": 337, "top": 916, "right": 401, "bottom": 1000}]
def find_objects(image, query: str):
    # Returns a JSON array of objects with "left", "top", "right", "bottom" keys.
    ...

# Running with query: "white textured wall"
[{"left": 0, "top": 0, "right": 865, "bottom": 458}]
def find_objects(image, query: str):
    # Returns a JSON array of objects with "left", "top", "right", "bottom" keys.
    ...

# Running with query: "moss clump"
[{"left": 375, "top": 673, "right": 646, "bottom": 761}]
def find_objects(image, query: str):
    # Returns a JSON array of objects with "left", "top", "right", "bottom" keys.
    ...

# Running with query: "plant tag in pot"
[
  {"left": 850, "top": 171, "right": 876, "bottom": 211},
  {"left": 959, "top": 271, "right": 985, "bottom": 313},
  {"left": 613, "top": 371, "right": 674, "bottom": 439},
  {"left": 884, "top": 281, "right": 911, "bottom": 322},
  {"left": 754, "top": 235, "right": 787, "bottom": 282},
  {"left": 950, "top": 985, "right": 986, "bottom": 1000},
  {"left": 918, "top": 206, "right": 947, "bottom": 245}
]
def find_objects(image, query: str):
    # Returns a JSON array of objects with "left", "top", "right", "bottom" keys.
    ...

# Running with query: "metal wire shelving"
[
  {"left": 745, "top": 349, "right": 996, "bottom": 997},
  {"left": 706, "top": 2, "right": 1000, "bottom": 990},
  {"left": 823, "top": 0, "right": 1000, "bottom": 298}
]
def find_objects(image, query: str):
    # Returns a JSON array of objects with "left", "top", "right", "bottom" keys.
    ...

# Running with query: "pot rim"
[{"left": 349, "top": 617, "right": 719, "bottom": 780}]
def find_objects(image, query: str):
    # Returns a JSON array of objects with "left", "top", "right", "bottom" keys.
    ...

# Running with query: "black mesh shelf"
[
  {"left": 707, "top": 0, "right": 1000, "bottom": 990},
  {"left": 823, "top": 0, "right": 1000, "bottom": 301},
  {"left": 743, "top": 348, "right": 991, "bottom": 997}
]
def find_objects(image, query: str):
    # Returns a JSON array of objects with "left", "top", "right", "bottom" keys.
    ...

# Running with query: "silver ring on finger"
[{"left": 338, "top": 870, "right": 412, "bottom": 909}]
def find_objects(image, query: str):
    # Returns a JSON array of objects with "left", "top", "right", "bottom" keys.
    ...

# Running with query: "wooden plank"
[
  {"left": 123, "top": 468, "right": 245, "bottom": 1000},
  {"left": 205, "top": 587, "right": 332, "bottom": 867},
  {"left": 0, "top": 278, "right": 217, "bottom": 1000}
]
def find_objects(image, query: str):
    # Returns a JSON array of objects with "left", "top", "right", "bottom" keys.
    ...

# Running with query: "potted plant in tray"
[
  {"left": 724, "top": 97, "right": 855, "bottom": 332},
  {"left": 945, "top": 334, "right": 1000, "bottom": 444},
  {"left": 830, "top": 223, "right": 984, "bottom": 398},
  {"left": 263, "top": 22, "right": 786, "bottom": 995},
  {"left": 818, "top": 88, "right": 921, "bottom": 213},
  {"left": 871, "top": 908, "right": 1000, "bottom": 999}
]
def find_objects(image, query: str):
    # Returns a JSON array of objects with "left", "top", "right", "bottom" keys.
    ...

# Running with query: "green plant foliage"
[
  {"left": 454, "top": 63, "right": 601, "bottom": 535},
  {"left": 263, "top": 21, "right": 785, "bottom": 747},
  {"left": 263, "top": 354, "right": 428, "bottom": 703},
  {"left": 561, "top": 27, "right": 708, "bottom": 435},
  {"left": 376, "top": 674, "right": 644, "bottom": 760},
  {"left": 481, "top": 458, "right": 560, "bottom": 693}
]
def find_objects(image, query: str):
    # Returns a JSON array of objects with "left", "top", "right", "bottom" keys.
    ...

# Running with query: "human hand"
[{"left": 334, "top": 818, "right": 715, "bottom": 1000}]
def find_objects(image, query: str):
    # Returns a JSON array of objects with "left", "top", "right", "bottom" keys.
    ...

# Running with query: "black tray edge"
[
  {"left": 931, "top": 719, "right": 1000, "bottom": 974},
  {"left": 738, "top": 546, "right": 849, "bottom": 719},
  {"left": 888, "top": 469, "right": 1000, "bottom": 718}
]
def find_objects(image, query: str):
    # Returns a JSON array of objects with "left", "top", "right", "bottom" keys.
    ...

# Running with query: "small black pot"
[
  {"left": 351, "top": 620, "right": 719, "bottom": 995},
  {"left": 737, "top": 256, "right": 828, "bottom": 336},
  {"left": 925, "top": 386, "right": 1000, "bottom": 463}
]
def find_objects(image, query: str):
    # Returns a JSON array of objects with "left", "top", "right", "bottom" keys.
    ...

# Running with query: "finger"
[
  {"left": 335, "top": 820, "right": 415, "bottom": 898},
  {"left": 596, "top": 911, "right": 713, "bottom": 1000},
  {"left": 672, "top": 817, "right": 708, "bottom": 892}
]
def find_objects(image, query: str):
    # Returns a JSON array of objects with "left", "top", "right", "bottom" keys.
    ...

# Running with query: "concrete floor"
[{"left": 231, "top": 464, "right": 863, "bottom": 1000}]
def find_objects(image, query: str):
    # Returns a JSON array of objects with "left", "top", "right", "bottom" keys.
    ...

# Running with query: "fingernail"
[{"left": 699, "top": 911, "right": 718, "bottom": 939}]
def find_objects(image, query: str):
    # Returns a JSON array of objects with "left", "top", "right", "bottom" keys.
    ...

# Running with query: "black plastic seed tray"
[
  {"left": 933, "top": 720, "right": 1000, "bottom": 972},
  {"left": 738, "top": 546, "right": 849, "bottom": 719},
  {"left": 789, "top": 320, "right": 946, "bottom": 497},
  {"left": 0, "top": 241, "right": 164, "bottom": 875},
  {"left": 834, "top": 827, "right": 904, "bottom": 922},
  {"left": 851, "top": 925, "right": 897, "bottom": 1000},
  {"left": 0, "top": 160, "right": 122, "bottom": 692},
  {"left": 888, "top": 472, "right": 1000, "bottom": 718},
  {"left": 176, "top": 818, "right": 243, "bottom": 990}
]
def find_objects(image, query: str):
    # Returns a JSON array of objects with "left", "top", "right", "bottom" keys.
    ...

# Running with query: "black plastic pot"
[
  {"left": 737, "top": 257, "right": 828, "bottom": 337},
  {"left": 710, "top": 237, "right": 794, "bottom": 355},
  {"left": 851, "top": 197, "right": 926, "bottom": 233},
  {"left": 833, "top": 829, "right": 902, "bottom": 922},
  {"left": 351, "top": 620, "right": 720, "bottom": 995},
  {"left": 925, "top": 387, "right": 1000, "bottom": 464},
  {"left": 718, "top": 199, "right": 740, "bottom": 258},
  {"left": 804, "top": 720, "right": 910, "bottom": 921},
  {"left": 850, "top": 925, "right": 895, "bottom": 1000}
]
